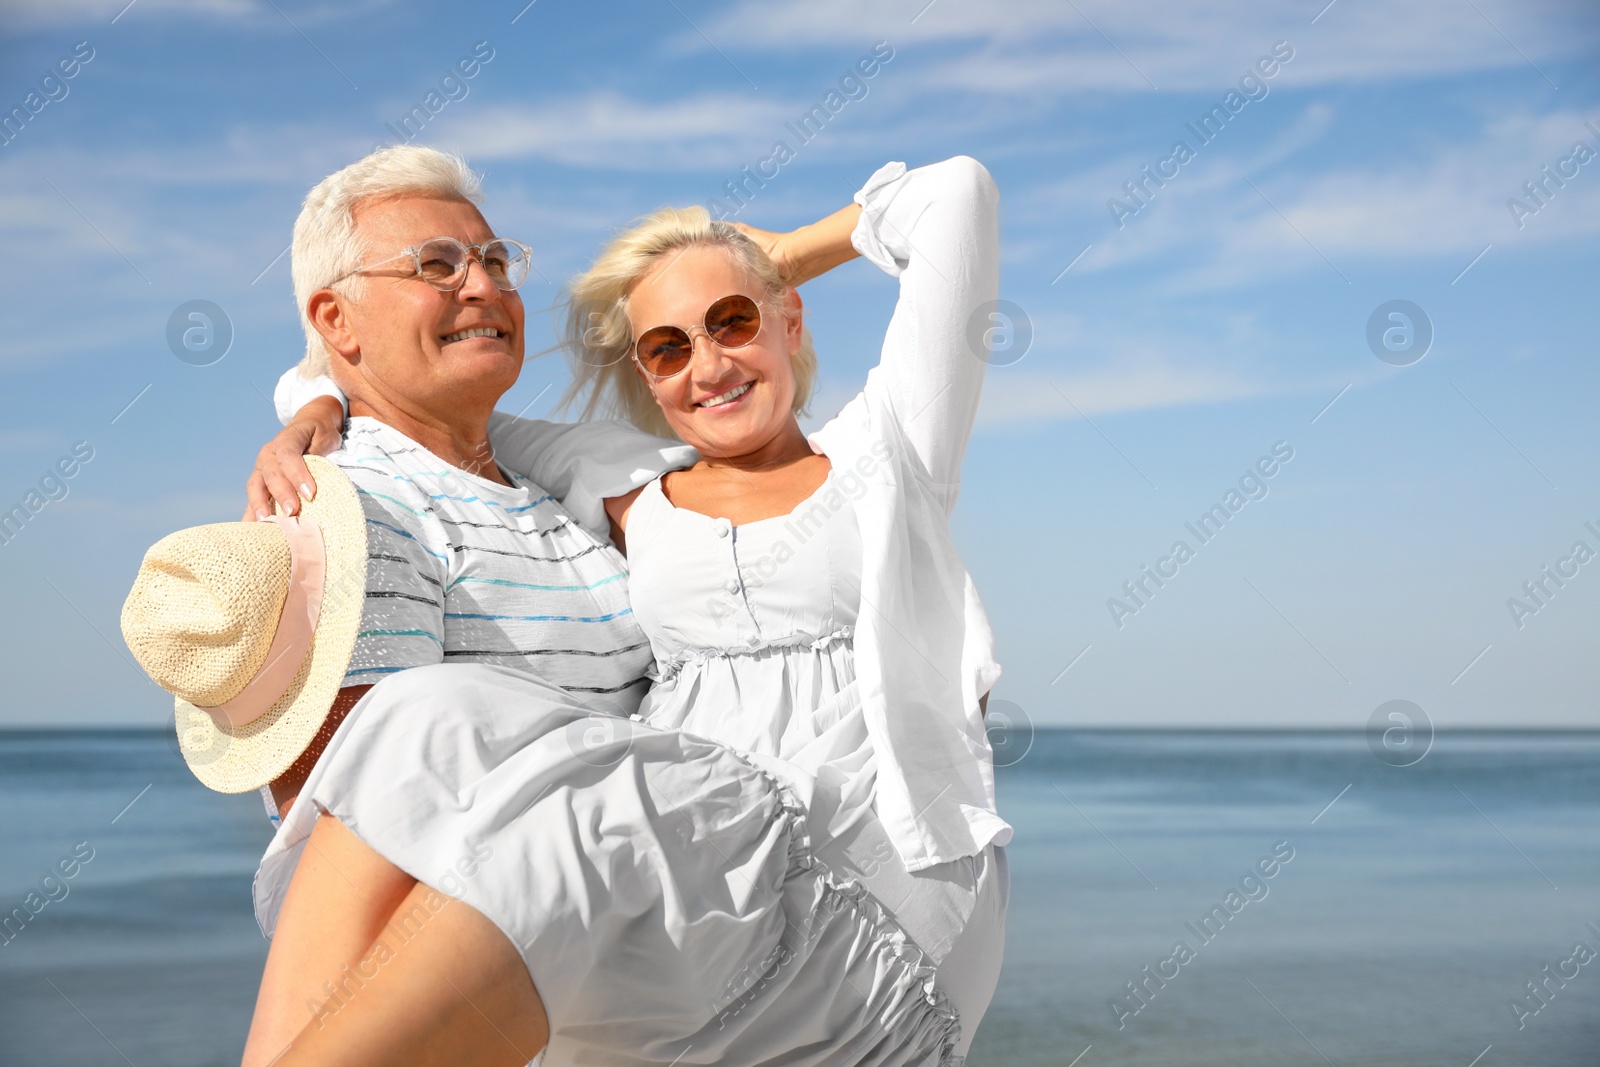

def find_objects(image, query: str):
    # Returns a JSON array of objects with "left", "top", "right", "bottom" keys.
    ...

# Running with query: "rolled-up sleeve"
[{"left": 274, "top": 366, "right": 346, "bottom": 425}]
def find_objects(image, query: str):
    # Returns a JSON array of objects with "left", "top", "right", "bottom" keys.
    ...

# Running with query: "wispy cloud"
[
  {"left": 1009, "top": 104, "right": 1600, "bottom": 294},
  {"left": 0, "top": 0, "right": 258, "bottom": 29},
  {"left": 799, "top": 337, "right": 1347, "bottom": 433},
  {"left": 0, "top": 0, "right": 401, "bottom": 31},
  {"left": 976, "top": 362, "right": 1291, "bottom": 426},
  {"left": 708, "top": 0, "right": 1595, "bottom": 94},
  {"left": 0, "top": 428, "right": 67, "bottom": 455},
  {"left": 436, "top": 93, "right": 807, "bottom": 169},
  {"left": 1242, "top": 110, "right": 1600, "bottom": 257}
]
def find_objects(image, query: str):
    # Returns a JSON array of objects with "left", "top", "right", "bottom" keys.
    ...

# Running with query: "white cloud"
[
  {"left": 0, "top": 428, "right": 64, "bottom": 455},
  {"left": 971, "top": 350, "right": 1372, "bottom": 428},
  {"left": 1243, "top": 110, "right": 1600, "bottom": 258},
  {"left": 434, "top": 93, "right": 805, "bottom": 170},
  {"left": 0, "top": 0, "right": 257, "bottom": 29},
  {"left": 804, "top": 299, "right": 1362, "bottom": 431},
  {"left": 785, "top": 304, "right": 1347, "bottom": 429},
  {"left": 706, "top": 0, "right": 1595, "bottom": 95},
  {"left": 980, "top": 363, "right": 1274, "bottom": 424},
  {"left": 0, "top": 24, "right": 1590, "bottom": 383},
  {"left": 1013, "top": 104, "right": 1600, "bottom": 293},
  {"left": 0, "top": 126, "right": 370, "bottom": 204},
  {"left": 0, "top": 0, "right": 395, "bottom": 30}
]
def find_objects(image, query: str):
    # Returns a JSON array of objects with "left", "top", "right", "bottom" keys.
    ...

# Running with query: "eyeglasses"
[
  {"left": 632, "top": 294, "right": 765, "bottom": 379},
  {"left": 330, "top": 236, "right": 534, "bottom": 293}
]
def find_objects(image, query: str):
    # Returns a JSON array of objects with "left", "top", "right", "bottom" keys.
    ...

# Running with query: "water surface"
[{"left": 2, "top": 729, "right": 1595, "bottom": 1065}]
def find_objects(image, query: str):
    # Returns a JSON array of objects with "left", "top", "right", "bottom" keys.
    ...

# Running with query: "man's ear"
[{"left": 307, "top": 289, "right": 360, "bottom": 366}]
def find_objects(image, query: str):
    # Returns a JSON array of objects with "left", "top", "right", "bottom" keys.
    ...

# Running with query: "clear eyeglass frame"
[{"left": 329, "top": 236, "right": 534, "bottom": 293}]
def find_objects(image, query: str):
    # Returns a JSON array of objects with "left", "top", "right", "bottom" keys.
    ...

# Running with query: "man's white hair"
[{"left": 290, "top": 145, "right": 484, "bottom": 377}]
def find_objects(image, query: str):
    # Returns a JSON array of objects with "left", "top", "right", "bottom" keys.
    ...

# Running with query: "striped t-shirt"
[{"left": 331, "top": 418, "right": 653, "bottom": 716}]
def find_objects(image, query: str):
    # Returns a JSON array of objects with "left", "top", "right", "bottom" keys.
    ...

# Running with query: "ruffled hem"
[
  {"left": 715, "top": 746, "right": 964, "bottom": 1064},
  {"left": 648, "top": 626, "right": 855, "bottom": 685},
  {"left": 806, "top": 865, "right": 964, "bottom": 1064}
]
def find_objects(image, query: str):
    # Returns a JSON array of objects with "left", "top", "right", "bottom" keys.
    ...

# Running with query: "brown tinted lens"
[
  {"left": 635, "top": 327, "right": 693, "bottom": 376},
  {"left": 705, "top": 295, "right": 761, "bottom": 347}
]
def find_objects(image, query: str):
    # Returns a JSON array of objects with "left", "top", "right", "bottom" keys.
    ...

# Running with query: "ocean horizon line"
[{"left": 3, "top": 723, "right": 1596, "bottom": 737}]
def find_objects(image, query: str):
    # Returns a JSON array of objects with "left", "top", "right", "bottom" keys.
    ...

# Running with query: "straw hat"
[{"left": 121, "top": 456, "right": 367, "bottom": 793}]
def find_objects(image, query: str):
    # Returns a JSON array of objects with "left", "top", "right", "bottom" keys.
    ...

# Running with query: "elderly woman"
[{"left": 251, "top": 151, "right": 1008, "bottom": 1067}]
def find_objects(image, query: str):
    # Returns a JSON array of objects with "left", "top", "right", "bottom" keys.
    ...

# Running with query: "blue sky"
[{"left": 0, "top": 0, "right": 1596, "bottom": 729}]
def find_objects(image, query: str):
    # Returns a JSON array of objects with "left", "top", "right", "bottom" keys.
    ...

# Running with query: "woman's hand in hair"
[
  {"left": 731, "top": 222, "right": 801, "bottom": 284},
  {"left": 244, "top": 395, "right": 345, "bottom": 520},
  {"left": 733, "top": 203, "right": 861, "bottom": 288}
]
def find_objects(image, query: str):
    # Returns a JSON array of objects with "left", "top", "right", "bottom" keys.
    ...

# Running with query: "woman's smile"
[{"left": 695, "top": 381, "right": 754, "bottom": 409}]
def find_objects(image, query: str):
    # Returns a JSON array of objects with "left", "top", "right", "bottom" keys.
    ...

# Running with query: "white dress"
[
  {"left": 626, "top": 472, "right": 1008, "bottom": 1057},
  {"left": 627, "top": 474, "right": 871, "bottom": 831}
]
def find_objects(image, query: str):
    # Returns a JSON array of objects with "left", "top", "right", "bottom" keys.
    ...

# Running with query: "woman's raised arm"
[{"left": 850, "top": 156, "right": 1001, "bottom": 498}]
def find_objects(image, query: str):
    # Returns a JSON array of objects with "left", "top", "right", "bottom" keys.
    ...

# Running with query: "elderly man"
[
  {"left": 253, "top": 146, "right": 690, "bottom": 820},
  {"left": 236, "top": 145, "right": 690, "bottom": 1064}
]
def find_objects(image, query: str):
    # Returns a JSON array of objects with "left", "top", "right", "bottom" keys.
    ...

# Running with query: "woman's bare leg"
[
  {"left": 271, "top": 879, "right": 548, "bottom": 1066},
  {"left": 241, "top": 815, "right": 421, "bottom": 1066}
]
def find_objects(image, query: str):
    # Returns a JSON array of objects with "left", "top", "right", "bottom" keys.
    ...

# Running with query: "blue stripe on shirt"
[
  {"left": 423, "top": 489, "right": 553, "bottom": 513},
  {"left": 365, "top": 518, "right": 450, "bottom": 561},
  {"left": 446, "top": 607, "right": 636, "bottom": 624},
  {"left": 358, "top": 628, "right": 445, "bottom": 645},
  {"left": 358, "top": 488, "right": 433, "bottom": 517},
  {"left": 446, "top": 573, "right": 626, "bottom": 594}
]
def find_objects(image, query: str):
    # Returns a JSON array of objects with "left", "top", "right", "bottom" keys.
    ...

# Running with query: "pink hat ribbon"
[{"left": 201, "top": 515, "right": 328, "bottom": 728}]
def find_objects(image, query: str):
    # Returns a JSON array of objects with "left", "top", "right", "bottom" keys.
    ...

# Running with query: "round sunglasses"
[{"left": 632, "top": 294, "right": 765, "bottom": 379}]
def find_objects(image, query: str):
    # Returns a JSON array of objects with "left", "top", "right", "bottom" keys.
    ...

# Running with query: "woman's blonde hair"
[{"left": 560, "top": 206, "right": 816, "bottom": 439}]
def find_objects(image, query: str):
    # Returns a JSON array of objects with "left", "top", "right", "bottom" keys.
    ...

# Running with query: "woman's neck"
[{"left": 694, "top": 420, "right": 815, "bottom": 475}]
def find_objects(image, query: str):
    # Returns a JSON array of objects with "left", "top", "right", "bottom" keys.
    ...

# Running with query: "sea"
[{"left": 1, "top": 728, "right": 1596, "bottom": 1066}]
